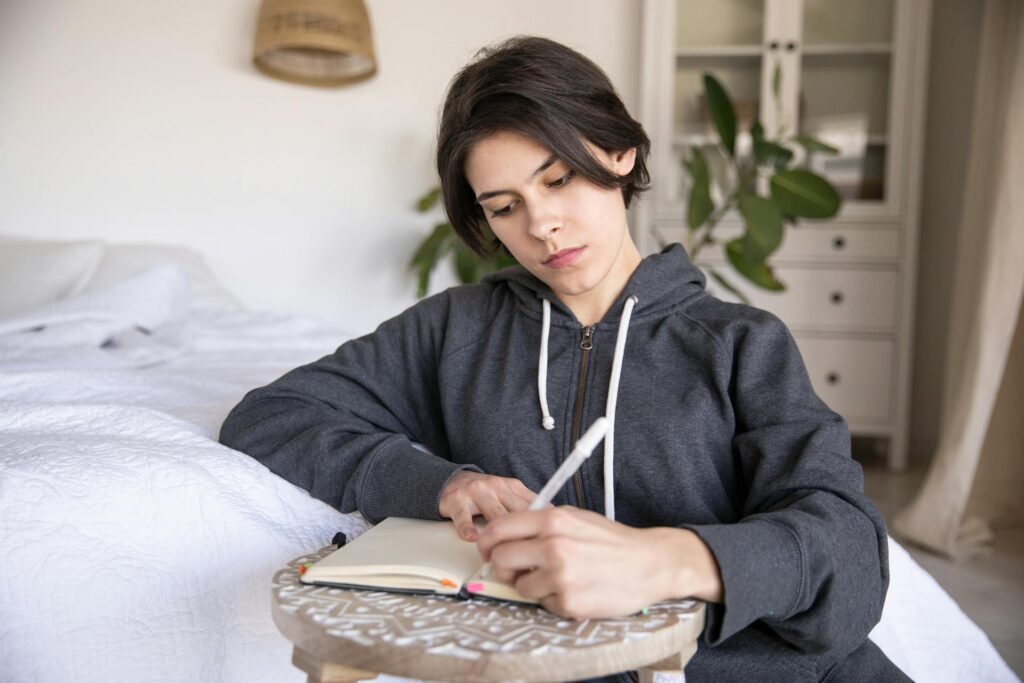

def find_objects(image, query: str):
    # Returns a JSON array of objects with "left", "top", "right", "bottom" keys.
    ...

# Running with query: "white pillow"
[
  {"left": 0, "top": 235, "right": 104, "bottom": 318},
  {"left": 79, "top": 242, "right": 243, "bottom": 313}
]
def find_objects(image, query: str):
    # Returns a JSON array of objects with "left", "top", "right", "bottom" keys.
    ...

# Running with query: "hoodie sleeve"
[
  {"left": 218, "top": 291, "right": 482, "bottom": 523},
  {"left": 683, "top": 312, "right": 889, "bottom": 660}
]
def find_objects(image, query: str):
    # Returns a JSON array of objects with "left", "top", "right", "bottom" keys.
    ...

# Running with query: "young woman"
[{"left": 221, "top": 36, "right": 907, "bottom": 682}]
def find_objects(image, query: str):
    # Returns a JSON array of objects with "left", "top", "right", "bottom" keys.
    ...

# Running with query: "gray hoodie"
[{"left": 220, "top": 244, "right": 903, "bottom": 681}]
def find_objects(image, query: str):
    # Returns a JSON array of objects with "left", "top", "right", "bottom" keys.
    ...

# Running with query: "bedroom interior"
[{"left": 0, "top": 0, "right": 1021, "bottom": 681}]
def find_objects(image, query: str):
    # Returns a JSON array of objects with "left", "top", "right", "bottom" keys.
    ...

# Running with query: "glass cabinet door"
[
  {"left": 669, "top": 0, "right": 902, "bottom": 218},
  {"left": 799, "top": 0, "right": 896, "bottom": 204},
  {"left": 670, "top": 0, "right": 765, "bottom": 210}
]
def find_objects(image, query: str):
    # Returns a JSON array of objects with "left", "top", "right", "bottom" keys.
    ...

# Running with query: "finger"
[
  {"left": 513, "top": 566, "right": 557, "bottom": 602},
  {"left": 477, "top": 509, "right": 547, "bottom": 560},
  {"left": 539, "top": 593, "right": 568, "bottom": 618},
  {"left": 509, "top": 479, "right": 545, "bottom": 506},
  {"left": 473, "top": 489, "right": 510, "bottom": 522},
  {"left": 451, "top": 504, "right": 480, "bottom": 542},
  {"left": 488, "top": 539, "right": 550, "bottom": 583},
  {"left": 496, "top": 486, "right": 533, "bottom": 513}
]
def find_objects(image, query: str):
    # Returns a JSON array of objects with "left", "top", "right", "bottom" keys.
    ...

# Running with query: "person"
[{"left": 220, "top": 36, "right": 907, "bottom": 682}]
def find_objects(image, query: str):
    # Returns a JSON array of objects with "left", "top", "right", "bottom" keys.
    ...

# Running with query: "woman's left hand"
[{"left": 476, "top": 506, "right": 723, "bottom": 619}]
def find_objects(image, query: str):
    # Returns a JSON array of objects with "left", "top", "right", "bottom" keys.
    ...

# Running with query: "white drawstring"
[
  {"left": 538, "top": 298, "right": 555, "bottom": 430},
  {"left": 535, "top": 295, "right": 638, "bottom": 520},
  {"left": 603, "top": 295, "right": 637, "bottom": 521}
]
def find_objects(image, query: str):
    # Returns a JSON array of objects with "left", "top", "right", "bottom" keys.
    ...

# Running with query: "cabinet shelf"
[
  {"left": 675, "top": 42, "right": 893, "bottom": 59},
  {"left": 675, "top": 45, "right": 762, "bottom": 59},
  {"left": 803, "top": 43, "right": 893, "bottom": 56},
  {"left": 672, "top": 133, "right": 889, "bottom": 147}
]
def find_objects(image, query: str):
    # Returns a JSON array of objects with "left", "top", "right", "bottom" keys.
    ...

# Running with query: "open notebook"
[{"left": 300, "top": 516, "right": 536, "bottom": 605}]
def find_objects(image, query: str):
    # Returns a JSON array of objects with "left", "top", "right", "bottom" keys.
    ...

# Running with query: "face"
[{"left": 464, "top": 130, "right": 641, "bottom": 317}]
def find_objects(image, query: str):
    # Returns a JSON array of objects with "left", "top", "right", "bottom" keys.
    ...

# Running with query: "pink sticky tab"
[{"left": 466, "top": 582, "right": 484, "bottom": 593}]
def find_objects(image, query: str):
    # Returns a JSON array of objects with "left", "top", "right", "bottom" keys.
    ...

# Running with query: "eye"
[
  {"left": 490, "top": 201, "right": 518, "bottom": 218},
  {"left": 549, "top": 171, "right": 575, "bottom": 188}
]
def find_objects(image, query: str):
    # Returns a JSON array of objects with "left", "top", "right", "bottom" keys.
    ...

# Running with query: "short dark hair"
[{"left": 436, "top": 36, "right": 651, "bottom": 257}]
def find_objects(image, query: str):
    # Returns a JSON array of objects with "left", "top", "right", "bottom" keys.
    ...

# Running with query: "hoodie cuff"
[
  {"left": 357, "top": 439, "right": 483, "bottom": 524},
  {"left": 682, "top": 518, "right": 804, "bottom": 645}
]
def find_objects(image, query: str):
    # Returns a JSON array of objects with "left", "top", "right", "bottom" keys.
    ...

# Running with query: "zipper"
[{"left": 570, "top": 325, "right": 594, "bottom": 509}]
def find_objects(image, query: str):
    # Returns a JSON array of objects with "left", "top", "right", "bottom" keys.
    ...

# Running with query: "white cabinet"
[{"left": 635, "top": 0, "right": 932, "bottom": 469}]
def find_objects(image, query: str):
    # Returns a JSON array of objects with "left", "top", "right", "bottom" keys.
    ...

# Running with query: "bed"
[{"left": 0, "top": 235, "right": 1017, "bottom": 683}]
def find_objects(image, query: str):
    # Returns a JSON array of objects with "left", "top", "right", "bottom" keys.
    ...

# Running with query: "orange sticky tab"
[
  {"left": 299, "top": 565, "right": 308, "bottom": 575},
  {"left": 441, "top": 578, "right": 458, "bottom": 589}
]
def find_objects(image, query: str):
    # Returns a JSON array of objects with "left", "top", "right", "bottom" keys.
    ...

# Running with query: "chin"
[{"left": 545, "top": 271, "right": 598, "bottom": 298}]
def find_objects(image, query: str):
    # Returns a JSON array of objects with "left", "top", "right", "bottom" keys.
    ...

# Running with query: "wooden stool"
[{"left": 273, "top": 546, "right": 706, "bottom": 682}]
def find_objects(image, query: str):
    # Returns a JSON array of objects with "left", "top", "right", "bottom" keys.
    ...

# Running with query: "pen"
[{"left": 477, "top": 417, "right": 609, "bottom": 581}]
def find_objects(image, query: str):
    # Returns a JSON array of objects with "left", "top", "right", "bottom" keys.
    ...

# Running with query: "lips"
[{"left": 544, "top": 247, "right": 585, "bottom": 269}]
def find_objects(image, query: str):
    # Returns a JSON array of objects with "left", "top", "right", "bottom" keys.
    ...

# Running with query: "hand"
[
  {"left": 476, "top": 506, "right": 723, "bottom": 619},
  {"left": 438, "top": 470, "right": 541, "bottom": 542}
]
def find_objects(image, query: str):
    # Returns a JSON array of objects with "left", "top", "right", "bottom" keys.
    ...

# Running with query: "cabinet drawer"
[
  {"left": 655, "top": 225, "right": 901, "bottom": 262},
  {"left": 794, "top": 336, "right": 894, "bottom": 425},
  {"left": 702, "top": 266, "right": 899, "bottom": 333}
]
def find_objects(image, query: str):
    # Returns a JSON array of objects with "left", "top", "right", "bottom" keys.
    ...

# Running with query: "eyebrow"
[{"left": 475, "top": 154, "right": 559, "bottom": 203}]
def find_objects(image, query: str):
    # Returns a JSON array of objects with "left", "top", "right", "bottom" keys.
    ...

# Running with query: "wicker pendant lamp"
[{"left": 254, "top": 0, "right": 377, "bottom": 87}]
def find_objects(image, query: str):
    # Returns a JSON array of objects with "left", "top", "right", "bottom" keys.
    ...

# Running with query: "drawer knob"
[
  {"left": 768, "top": 40, "right": 780, "bottom": 50},
  {"left": 826, "top": 372, "right": 841, "bottom": 385},
  {"left": 833, "top": 236, "right": 846, "bottom": 250},
  {"left": 785, "top": 41, "right": 797, "bottom": 52},
  {"left": 830, "top": 291, "right": 845, "bottom": 304}
]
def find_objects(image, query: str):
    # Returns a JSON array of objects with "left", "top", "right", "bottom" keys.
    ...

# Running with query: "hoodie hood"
[{"left": 481, "top": 243, "right": 708, "bottom": 326}]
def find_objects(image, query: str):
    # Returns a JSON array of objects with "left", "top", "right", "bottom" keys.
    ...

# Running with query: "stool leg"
[
  {"left": 291, "top": 647, "right": 378, "bottom": 682},
  {"left": 636, "top": 639, "right": 699, "bottom": 682}
]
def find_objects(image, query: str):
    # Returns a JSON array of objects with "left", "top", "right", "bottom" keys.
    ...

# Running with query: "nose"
[{"left": 526, "top": 202, "right": 561, "bottom": 241}]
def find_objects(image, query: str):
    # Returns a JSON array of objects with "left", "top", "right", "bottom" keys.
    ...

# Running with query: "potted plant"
[
  {"left": 680, "top": 73, "right": 843, "bottom": 302},
  {"left": 408, "top": 189, "right": 515, "bottom": 298}
]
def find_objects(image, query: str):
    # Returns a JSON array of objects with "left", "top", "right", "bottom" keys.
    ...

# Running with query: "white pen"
[{"left": 477, "top": 417, "right": 610, "bottom": 581}]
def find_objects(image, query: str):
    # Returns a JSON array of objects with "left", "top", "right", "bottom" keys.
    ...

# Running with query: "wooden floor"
[{"left": 859, "top": 452, "right": 1024, "bottom": 678}]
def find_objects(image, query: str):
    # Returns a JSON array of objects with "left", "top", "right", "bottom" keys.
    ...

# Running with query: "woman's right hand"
[{"left": 439, "top": 471, "right": 540, "bottom": 541}]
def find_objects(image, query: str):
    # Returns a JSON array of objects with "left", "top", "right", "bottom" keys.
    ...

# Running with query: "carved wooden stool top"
[{"left": 273, "top": 546, "right": 705, "bottom": 682}]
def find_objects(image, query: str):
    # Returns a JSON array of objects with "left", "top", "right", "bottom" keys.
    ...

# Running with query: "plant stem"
[{"left": 688, "top": 187, "right": 739, "bottom": 260}]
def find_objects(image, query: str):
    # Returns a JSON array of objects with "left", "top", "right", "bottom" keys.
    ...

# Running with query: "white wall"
[{"left": 0, "top": 0, "right": 641, "bottom": 335}]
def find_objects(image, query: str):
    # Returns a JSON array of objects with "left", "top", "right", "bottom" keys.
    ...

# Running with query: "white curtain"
[{"left": 893, "top": 0, "right": 1024, "bottom": 559}]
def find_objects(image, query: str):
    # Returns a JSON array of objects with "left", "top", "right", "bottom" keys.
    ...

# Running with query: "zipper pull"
[{"left": 580, "top": 326, "right": 594, "bottom": 350}]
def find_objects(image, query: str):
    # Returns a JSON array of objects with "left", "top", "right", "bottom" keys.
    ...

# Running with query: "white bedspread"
[{"left": 0, "top": 285, "right": 1017, "bottom": 682}]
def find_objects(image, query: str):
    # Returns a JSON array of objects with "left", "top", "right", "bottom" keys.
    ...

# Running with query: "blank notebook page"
[{"left": 311, "top": 517, "right": 483, "bottom": 580}]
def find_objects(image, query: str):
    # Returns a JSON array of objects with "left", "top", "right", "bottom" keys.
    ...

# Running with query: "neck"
[{"left": 560, "top": 236, "right": 643, "bottom": 326}]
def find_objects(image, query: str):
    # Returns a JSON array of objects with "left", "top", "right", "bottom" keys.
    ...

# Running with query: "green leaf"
[
  {"left": 753, "top": 139, "right": 794, "bottom": 171},
  {"left": 726, "top": 238, "right": 785, "bottom": 291},
  {"left": 750, "top": 120, "right": 793, "bottom": 170},
  {"left": 794, "top": 135, "right": 840, "bottom": 156},
  {"left": 750, "top": 121, "right": 765, "bottom": 146},
  {"left": 416, "top": 187, "right": 442, "bottom": 212},
  {"left": 770, "top": 169, "right": 842, "bottom": 219},
  {"left": 453, "top": 247, "right": 478, "bottom": 284},
  {"left": 737, "top": 193, "right": 784, "bottom": 263},
  {"left": 707, "top": 267, "right": 750, "bottom": 305},
  {"left": 493, "top": 249, "right": 518, "bottom": 270},
  {"left": 410, "top": 222, "right": 454, "bottom": 297},
  {"left": 410, "top": 222, "right": 452, "bottom": 267},
  {"left": 703, "top": 74, "right": 737, "bottom": 156},
  {"left": 685, "top": 147, "right": 714, "bottom": 229}
]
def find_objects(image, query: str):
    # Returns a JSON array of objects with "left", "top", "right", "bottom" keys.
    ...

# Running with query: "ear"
[{"left": 610, "top": 147, "right": 637, "bottom": 176}]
